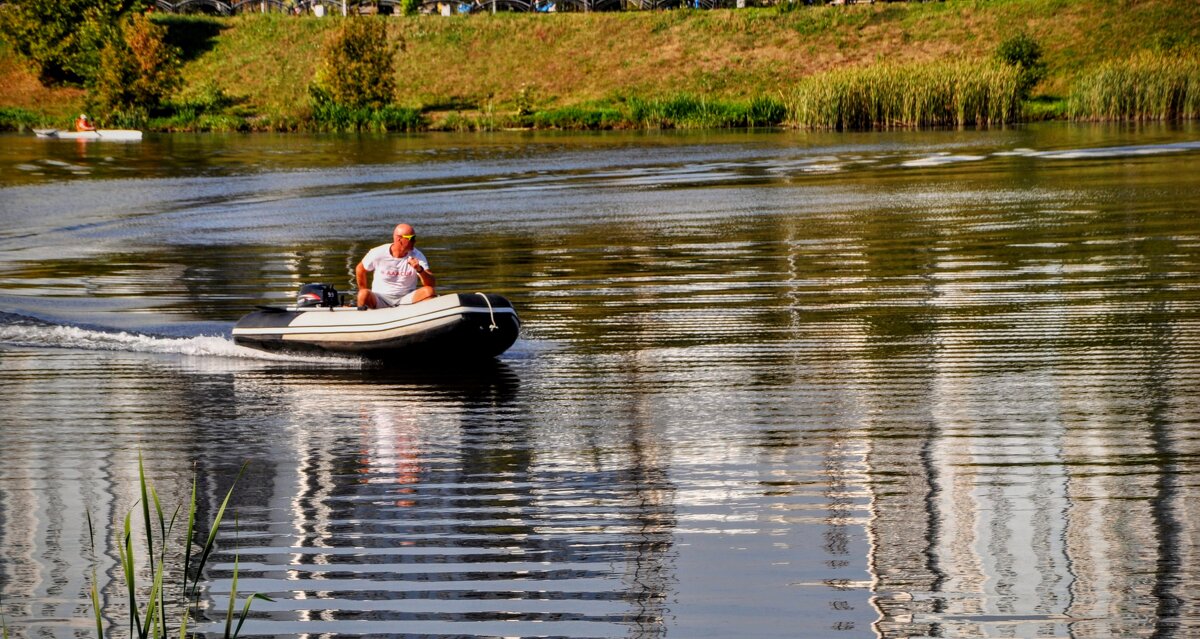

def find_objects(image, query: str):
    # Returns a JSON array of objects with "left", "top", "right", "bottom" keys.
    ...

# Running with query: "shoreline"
[{"left": 10, "top": 112, "right": 1200, "bottom": 138}]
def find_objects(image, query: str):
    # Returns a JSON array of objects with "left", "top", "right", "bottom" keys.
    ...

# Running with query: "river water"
[{"left": 1, "top": 124, "right": 1198, "bottom": 638}]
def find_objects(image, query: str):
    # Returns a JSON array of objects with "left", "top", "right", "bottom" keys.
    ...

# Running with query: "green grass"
[
  {"left": 528, "top": 105, "right": 625, "bottom": 130},
  {"left": 309, "top": 100, "right": 426, "bottom": 132},
  {"left": 157, "top": 1, "right": 1194, "bottom": 129},
  {"left": 1024, "top": 96, "right": 1067, "bottom": 121},
  {"left": 1067, "top": 52, "right": 1200, "bottom": 121},
  {"left": 626, "top": 93, "right": 787, "bottom": 129},
  {"left": 425, "top": 93, "right": 786, "bottom": 131}
]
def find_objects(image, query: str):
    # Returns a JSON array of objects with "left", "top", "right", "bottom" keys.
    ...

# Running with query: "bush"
[
  {"left": 0, "top": 106, "right": 42, "bottom": 131},
  {"left": 307, "top": 18, "right": 417, "bottom": 132},
  {"left": 995, "top": 32, "right": 1046, "bottom": 99},
  {"left": 313, "top": 18, "right": 398, "bottom": 110},
  {"left": 91, "top": 13, "right": 182, "bottom": 119}
]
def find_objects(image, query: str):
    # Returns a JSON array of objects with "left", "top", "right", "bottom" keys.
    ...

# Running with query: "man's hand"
[{"left": 405, "top": 256, "right": 435, "bottom": 292}]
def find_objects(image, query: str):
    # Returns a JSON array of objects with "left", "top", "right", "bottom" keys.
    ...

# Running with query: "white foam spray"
[{"left": 0, "top": 321, "right": 359, "bottom": 366}]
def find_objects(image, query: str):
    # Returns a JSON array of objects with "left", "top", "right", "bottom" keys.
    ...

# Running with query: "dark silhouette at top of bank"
[{"left": 150, "top": 0, "right": 882, "bottom": 16}]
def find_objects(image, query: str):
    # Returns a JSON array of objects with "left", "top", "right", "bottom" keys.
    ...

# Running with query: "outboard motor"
[{"left": 296, "top": 283, "right": 340, "bottom": 308}]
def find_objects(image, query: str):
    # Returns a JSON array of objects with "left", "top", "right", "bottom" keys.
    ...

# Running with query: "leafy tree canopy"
[
  {"left": 92, "top": 13, "right": 181, "bottom": 119},
  {"left": 0, "top": 0, "right": 149, "bottom": 86}
]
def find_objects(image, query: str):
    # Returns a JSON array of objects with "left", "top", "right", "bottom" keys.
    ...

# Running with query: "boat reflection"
[{"left": 182, "top": 359, "right": 675, "bottom": 637}]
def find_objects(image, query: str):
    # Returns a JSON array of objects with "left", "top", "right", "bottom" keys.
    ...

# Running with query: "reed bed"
[
  {"left": 785, "top": 60, "right": 1023, "bottom": 130},
  {"left": 1067, "top": 52, "right": 1200, "bottom": 121}
]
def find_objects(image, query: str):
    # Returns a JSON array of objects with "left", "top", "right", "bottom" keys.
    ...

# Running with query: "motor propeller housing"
[{"left": 296, "top": 283, "right": 340, "bottom": 308}]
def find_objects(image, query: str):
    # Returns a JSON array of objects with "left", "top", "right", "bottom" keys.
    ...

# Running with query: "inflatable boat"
[{"left": 232, "top": 285, "right": 520, "bottom": 360}]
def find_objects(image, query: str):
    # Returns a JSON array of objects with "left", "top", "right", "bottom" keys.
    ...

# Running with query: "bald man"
[{"left": 355, "top": 223, "right": 437, "bottom": 309}]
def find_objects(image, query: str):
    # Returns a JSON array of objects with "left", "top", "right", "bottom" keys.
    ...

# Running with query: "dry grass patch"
[{"left": 0, "top": 44, "right": 85, "bottom": 117}]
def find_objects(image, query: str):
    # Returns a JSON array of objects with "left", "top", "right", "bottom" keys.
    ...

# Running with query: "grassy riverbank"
[{"left": 2, "top": 0, "right": 1198, "bottom": 131}]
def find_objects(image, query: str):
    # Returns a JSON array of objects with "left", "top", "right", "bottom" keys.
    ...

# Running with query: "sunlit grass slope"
[{"left": 1, "top": 0, "right": 1197, "bottom": 129}]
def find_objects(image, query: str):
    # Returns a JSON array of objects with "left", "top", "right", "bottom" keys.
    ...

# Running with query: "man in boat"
[
  {"left": 75, "top": 113, "right": 95, "bottom": 132},
  {"left": 355, "top": 223, "right": 437, "bottom": 309}
]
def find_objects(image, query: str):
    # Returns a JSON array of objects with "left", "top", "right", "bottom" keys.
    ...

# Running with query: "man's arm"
[
  {"left": 415, "top": 266, "right": 436, "bottom": 288},
  {"left": 355, "top": 262, "right": 370, "bottom": 290},
  {"left": 408, "top": 257, "right": 436, "bottom": 288},
  {"left": 355, "top": 262, "right": 373, "bottom": 307}
]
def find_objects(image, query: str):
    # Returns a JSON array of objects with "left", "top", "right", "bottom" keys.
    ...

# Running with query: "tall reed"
[
  {"left": 785, "top": 60, "right": 1022, "bottom": 130},
  {"left": 1067, "top": 52, "right": 1200, "bottom": 121},
  {"left": 82, "top": 455, "right": 266, "bottom": 639}
]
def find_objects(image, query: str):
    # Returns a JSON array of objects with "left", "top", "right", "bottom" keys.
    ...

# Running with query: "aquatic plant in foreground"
[{"left": 83, "top": 455, "right": 267, "bottom": 639}]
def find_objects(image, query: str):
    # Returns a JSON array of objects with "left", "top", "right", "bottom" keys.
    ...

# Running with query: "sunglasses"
[{"left": 394, "top": 234, "right": 415, "bottom": 241}]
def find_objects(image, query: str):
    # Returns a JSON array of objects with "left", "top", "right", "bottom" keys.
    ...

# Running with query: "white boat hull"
[
  {"left": 34, "top": 129, "right": 143, "bottom": 141},
  {"left": 232, "top": 293, "right": 520, "bottom": 360}
]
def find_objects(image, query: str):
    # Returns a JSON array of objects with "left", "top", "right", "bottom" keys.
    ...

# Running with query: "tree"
[
  {"left": 313, "top": 18, "right": 398, "bottom": 110},
  {"left": 91, "top": 13, "right": 181, "bottom": 117},
  {"left": 0, "top": 0, "right": 147, "bottom": 86}
]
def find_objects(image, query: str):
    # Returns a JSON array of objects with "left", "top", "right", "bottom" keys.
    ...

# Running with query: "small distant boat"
[
  {"left": 33, "top": 128, "right": 143, "bottom": 141},
  {"left": 233, "top": 287, "right": 521, "bottom": 360}
]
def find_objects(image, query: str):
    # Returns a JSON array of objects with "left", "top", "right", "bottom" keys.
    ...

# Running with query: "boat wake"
[
  {"left": 0, "top": 313, "right": 358, "bottom": 365},
  {"left": 901, "top": 140, "right": 1200, "bottom": 169}
]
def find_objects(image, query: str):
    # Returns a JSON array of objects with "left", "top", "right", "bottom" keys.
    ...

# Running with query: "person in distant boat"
[
  {"left": 75, "top": 113, "right": 95, "bottom": 132},
  {"left": 355, "top": 223, "right": 436, "bottom": 309}
]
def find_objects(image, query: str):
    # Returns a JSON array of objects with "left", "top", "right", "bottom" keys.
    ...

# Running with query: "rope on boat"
[{"left": 476, "top": 293, "right": 499, "bottom": 331}]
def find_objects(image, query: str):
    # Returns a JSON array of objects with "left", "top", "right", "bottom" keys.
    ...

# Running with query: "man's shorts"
[{"left": 374, "top": 290, "right": 419, "bottom": 307}]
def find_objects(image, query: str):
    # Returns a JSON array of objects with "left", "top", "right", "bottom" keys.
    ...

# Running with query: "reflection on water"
[
  {"left": 215, "top": 366, "right": 673, "bottom": 637},
  {"left": 1, "top": 124, "right": 1199, "bottom": 638}
]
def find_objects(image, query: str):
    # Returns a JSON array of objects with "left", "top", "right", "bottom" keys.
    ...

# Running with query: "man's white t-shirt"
[{"left": 360, "top": 244, "right": 430, "bottom": 305}]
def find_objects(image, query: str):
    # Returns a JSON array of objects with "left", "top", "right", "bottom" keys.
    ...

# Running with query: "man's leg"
[
  {"left": 356, "top": 289, "right": 380, "bottom": 308},
  {"left": 410, "top": 286, "right": 435, "bottom": 304}
]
